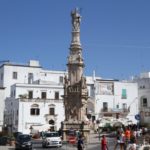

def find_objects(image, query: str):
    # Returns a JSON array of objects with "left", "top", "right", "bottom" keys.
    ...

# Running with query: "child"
[{"left": 101, "top": 135, "right": 108, "bottom": 150}]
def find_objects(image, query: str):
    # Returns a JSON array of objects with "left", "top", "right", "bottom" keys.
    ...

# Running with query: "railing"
[
  {"left": 101, "top": 108, "right": 112, "bottom": 112},
  {"left": 44, "top": 114, "right": 58, "bottom": 117},
  {"left": 140, "top": 107, "right": 150, "bottom": 111},
  {"left": 101, "top": 108, "right": 130, "bottom": 113},
  {"left": 19, "top": 98, "right": 63, "bottom": 103}
]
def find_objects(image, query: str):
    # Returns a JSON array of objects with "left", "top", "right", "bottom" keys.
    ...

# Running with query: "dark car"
[
  {"left": 0, "top": 136, "right": 10, "bottom": 145},
  {"left": 15, "top": 134, "right": 32, "bottom": 150}
]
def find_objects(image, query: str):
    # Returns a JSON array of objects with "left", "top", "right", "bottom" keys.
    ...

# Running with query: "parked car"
[
  {"left": 0, "top": 136, "right": 10, "bottom": 145},
  {"left": 15, "top": 134, "right": 32, "bottom": 150},
  {"left": 42, "top": 131, "right": 62, "bottom": 148}
]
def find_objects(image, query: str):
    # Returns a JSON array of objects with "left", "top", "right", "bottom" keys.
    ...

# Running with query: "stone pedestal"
[{"left": 62, "top": 120, "right": 90, "bottom": 143}]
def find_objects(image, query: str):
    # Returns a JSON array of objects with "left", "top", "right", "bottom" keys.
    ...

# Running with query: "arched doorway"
[{"left": 49, "top": 119, "right": 55, "bottom": 131}]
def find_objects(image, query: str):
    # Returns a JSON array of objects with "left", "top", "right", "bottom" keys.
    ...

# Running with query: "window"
[
  {"left": 116, "top": 104, "right": 119, "bottom": 109},
  {"left": 103, "top": 102, "right": 108, "bottom": 112},
  {"left": 55, "top": 92, "right": 59, "bottom": 99},
  {"left": 28, "top": 91, "right": 33, "bottom": 99},
  {"left": 1, "top": 73, "right": 3, "bottom": 80},
  {"left": 13, "top": 72, "right": 17, "bottom": 79},
  {"left": 14, "top": 90, "right": 16, "bottom": 97},
  {"left": 49, "top": 108, "right": 55, "bottom": 115},
  {"left": 116, "top": 113, "right": 120, "bottom": 119},
  {"left": 49, "top": 119, "right": 55, "bottom": 125},
  {"left": 30, "top": 104, "right": 40, "bottom": 116},
  {"left": 41, "top": 92, "right": 47, "bottom": 99},
  {"left": 59, "top": 76, "right": 64, "bottom": 84},
  {"left": 122, "top": 89, "right": 127, "bottom": 99},
  {"left": 122, "top": 103, "right": 128, "bottom": 112},
  {"left": 30, "top": 108, "right": 40, "bottom": 115},
  {"left": 49, "top": 104, "right": 55, "bottom": 115},
  {"left": 28, "top": 73, "right": 33, "bottom": 84},
  {"left": 145, "top": 112, "right": 150, "bottom": 117},
  {"left": 122, "top": 103, "right": 127, "bottom": 109},
  {"left": 143, "top": 98, "right": 148, "bottom": 107}
]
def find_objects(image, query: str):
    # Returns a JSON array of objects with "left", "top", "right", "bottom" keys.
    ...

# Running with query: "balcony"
[
  {"left": 101, "top": 108, "right": 112, "bottom": 112},
  {"left": 18, "top": 98, "right": 63, "bottom": 103},
  {"left": 44, "top": 114, "right": 58, "bottom": 122},
  {"left": 140, "top": 107, "right": 150, "bottom": 112},
  {"left": 101, "top": 108, "right": 129, "bottom": 114}
]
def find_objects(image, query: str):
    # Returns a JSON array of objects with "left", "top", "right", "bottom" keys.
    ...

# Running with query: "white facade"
[
  {"left": 0, "top": 60, "right": 66, "bottom": 133},
  {"left": 2, "top": 60, "right": 95, "bottom": 134},
  {"left": 0, "top": 60, "right": 141, "bottom": 133},
  {"left": 5, "top": 82, "right": 65, "bottom": 134},
  {"left": 95, "top": 79, "right": 138, "bottom": 125},
  {"left": 5, "top": 98, "right": 64, "bottom": 134},
  {"left": 133, "top": 72, "right": 150, "bottom": 125},
  {"left": 0, "top": 88, "right": 5, "bottom": 131}
]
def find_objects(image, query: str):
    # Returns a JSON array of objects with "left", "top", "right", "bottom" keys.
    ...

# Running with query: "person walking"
[
  {"left": 77, "top": 135, "right": 84, "bottom": 150},
  {"left": 101, "top": 135, "right": 108, "bottom": 150},
  {"left": 114, "top": 130, "right": 121, "bottom": 150},
  {"left": 125, "top": 127, "right": 131, "bottom": 146},
  {"left": 119, "top": 132, "right": 125, "bottom": 150}
]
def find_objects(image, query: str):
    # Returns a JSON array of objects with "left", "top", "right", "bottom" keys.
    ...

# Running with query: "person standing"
[
  {"left": 119, "top": 132, "right": 125, "bottom": 150},
  {"left": 125, "top": 127, "right": 131, "bottom": 145},
  {"left": 101, "top": 135, "right": 108, "bottom": 150},
  {"left": 114, "top": 130, "right": 120, "bottom": 150},
  {"left": 77, "top": 135, "right": 84, "bottom": 150}
]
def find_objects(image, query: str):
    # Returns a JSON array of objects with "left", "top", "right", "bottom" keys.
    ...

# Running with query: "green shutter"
[{"left": 122, "top": 89, "right": 127, "bottom": 99}]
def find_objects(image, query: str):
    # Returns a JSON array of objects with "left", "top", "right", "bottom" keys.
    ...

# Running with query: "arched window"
[
  {"left": 49, "top": 104, "right": 55, "bottom": 115},
  {"left": 30, "top": 104, "right": 40, "bottom": 115},
  {"left": 49, "top": 119, "right": 55, "bottom": 125}
]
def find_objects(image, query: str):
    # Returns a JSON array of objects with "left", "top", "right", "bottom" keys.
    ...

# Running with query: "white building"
[
  {"left": 95, "top": 79, "right": 138, "bottom": 126},
  {"left": 5, "top": 83, "right": 65, "bottom": 134},
  {"left": 133, "top": 72, "right": 150, "bottom": 126},
  {"left": 0, "top": 60, "right": 66, "bottom": 133},
  {"left": 0, "top": 60, "right": 140, "bottom": 133},
  {"left": 0, "top": 87, "right": 5, "bottom": 131},
  {"left": 1, "top": 60, "right": 95, "bottom": 134}
]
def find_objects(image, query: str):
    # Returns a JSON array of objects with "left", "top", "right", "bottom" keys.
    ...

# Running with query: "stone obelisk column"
[{"left": 62, "top": 8, "right": 89, "bottom": 142}]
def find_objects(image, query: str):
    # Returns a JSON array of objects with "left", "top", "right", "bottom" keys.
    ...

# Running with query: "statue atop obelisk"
[{"left": 64, "top": 8, "right": 88, "bottom": 122}]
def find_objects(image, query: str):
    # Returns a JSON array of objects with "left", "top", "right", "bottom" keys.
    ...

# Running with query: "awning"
[
  {"left": 32, "top": 124, "right": 54, "bottom": 132},
  {"left": 113, "top": 122, "right": 123, "bottom": 127}
]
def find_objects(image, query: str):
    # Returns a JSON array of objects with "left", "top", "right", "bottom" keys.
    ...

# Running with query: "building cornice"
[{"left": 0, "top": 63, "right": 42, "bottom": 69}]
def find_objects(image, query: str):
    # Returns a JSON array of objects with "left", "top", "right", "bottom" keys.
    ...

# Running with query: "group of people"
[
  {"left": 101, "top": 125, "right": 145, "bottom": 150},
  {"left": 114, "top": 126, "right": 137, "bottom": 150},
  {"left": 76, "top": 125, "right": 148, "bottom": 150}
]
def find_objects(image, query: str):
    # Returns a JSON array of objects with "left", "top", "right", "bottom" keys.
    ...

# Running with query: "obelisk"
[{"left": 62, "top": 8, "right": 89, "bottom": 141}]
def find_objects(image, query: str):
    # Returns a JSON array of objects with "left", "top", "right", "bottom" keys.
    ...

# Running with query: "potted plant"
[{"left": 9, "top": 135, "right": 16, "bottom": 146}]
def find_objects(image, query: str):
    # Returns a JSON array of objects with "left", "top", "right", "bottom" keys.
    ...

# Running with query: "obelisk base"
[{"left": 62, "top": 120, "right": 90, "bottom": 143}]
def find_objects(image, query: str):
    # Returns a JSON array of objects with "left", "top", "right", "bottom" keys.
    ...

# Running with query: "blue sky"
[{"left": 0, "top": 0, "right": 150, "bottom": 79}]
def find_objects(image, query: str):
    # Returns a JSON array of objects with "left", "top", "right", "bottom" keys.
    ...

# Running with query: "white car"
[{"left": 42, "top": 132, "right": 62, "bottom": 148}]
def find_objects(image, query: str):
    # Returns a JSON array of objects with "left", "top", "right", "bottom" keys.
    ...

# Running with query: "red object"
[
  {"left": 68, "top": 136, "right": 77, "bottom": 144},
  {"left": 101, "top": 137, "right": 107, "bottom": 150}
]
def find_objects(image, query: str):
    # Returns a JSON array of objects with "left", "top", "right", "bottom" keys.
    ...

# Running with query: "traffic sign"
[{"left": 135, "top": 114, "right": 140, "bottom": 120}]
